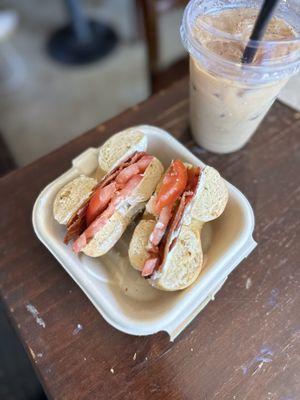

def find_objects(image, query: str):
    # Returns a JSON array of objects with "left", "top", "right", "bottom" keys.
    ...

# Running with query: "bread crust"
[
  {"left": 149, "top": 224, "right": 203, "bottom": 291},
  {"left": 53, "top": 176, "right": 97, "bottom": 225},
  {"left": 129, "top": 219, "right": 155, "bottom": 270},
  {"left": 188, "top": 166, "right": 228, "bottom": 223},
  {"left": 98, "top": 129, "right": 147, "bottom": 173},
  {"left": 82, "top": 203, "right": 146, "bottom": 257}
]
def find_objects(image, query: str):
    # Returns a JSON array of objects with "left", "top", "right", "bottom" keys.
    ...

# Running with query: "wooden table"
[{"left": 0, "top": 78, "right": 299, "bottom": 400}]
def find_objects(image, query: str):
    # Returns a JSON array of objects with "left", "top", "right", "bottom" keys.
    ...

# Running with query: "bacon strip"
[
  {"left": 64, "top": 201, "right": 89, "bottom": 244},
  {"left": 98, "top": 152, "right": 145, "bottom": 189}
]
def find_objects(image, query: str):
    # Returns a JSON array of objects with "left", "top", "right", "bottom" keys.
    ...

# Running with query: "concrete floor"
[{"left": 0, "top": 0, "right": 185, "bottom": 166}]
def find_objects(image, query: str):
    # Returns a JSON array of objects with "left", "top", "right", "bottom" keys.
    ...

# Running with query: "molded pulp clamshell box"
[{"left": 33, "top": 126, "right": 256, "bottom": 340}]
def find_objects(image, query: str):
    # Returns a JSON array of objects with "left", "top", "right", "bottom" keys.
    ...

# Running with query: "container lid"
[{"left": 181, "top": 0, "right": 300, "bottom": 83}]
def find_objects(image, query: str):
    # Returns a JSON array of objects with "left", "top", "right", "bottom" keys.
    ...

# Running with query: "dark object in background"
[
  {"left": 0, "top": 134, "right": 16, "bottom": 177},
  {"left": 137, "top": 0, "right": 189, "bottom": 93},
  {"left": 47, "top": 0, "right": 118, "bottom": 65},
  {"left": 0, "top": 301, "right": 47, "bottom": 400}
]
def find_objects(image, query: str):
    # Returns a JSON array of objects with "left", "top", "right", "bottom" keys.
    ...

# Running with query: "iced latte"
[{"left": 181, "top": 2, "right": 300, "bottom": 153}]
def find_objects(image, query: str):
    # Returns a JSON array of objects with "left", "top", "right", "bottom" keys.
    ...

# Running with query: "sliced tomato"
[
  {"left": 73, "top": 174, "right": 143, "bottom": 254},
  {"left": 86, "top": 182, "right": 116, "bottom": 226},
  {"left": 155, "top": 159, "right": 187, "bottom": 214},
  {"left": 73, "top": 200, "right": 116, "bottom": 253},
  {"left": 141, "top": 165, "right": 200, "bottom": 277}
]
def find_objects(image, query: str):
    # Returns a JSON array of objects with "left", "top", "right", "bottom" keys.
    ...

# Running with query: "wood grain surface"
[{"left": 0, "top": 78, "right": 299, "bottom": 400}]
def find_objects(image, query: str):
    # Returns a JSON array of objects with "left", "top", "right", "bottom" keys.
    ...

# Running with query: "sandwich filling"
[
  {"left": 63, "top": 151, "right": 153, "bottom": 252},
  {"left": 142, "top": 160, "right": 201, "bottom": 277}
]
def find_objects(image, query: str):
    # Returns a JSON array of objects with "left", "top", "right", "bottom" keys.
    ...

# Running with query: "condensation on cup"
[{"left": 181, "top": 0, "right": 300, "bottom": 153}]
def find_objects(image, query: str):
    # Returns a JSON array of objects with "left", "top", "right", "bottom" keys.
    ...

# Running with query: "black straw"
[{"left": 242, "top": 0, "right": 280, "bottom": 64}]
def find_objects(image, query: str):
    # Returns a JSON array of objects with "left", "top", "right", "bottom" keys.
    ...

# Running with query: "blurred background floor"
[{"left": 0, "top": 0, "right": 185, "bottom": 166}]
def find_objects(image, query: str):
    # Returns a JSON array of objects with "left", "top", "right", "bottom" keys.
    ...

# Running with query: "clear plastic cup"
[{"left": 181, "top": 0, "right": 300, "bottom": 153}]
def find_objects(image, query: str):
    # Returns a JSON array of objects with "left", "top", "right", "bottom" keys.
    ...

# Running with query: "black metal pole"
[{"left": 64, "top": 0, "right": 92, "bottom": 44}]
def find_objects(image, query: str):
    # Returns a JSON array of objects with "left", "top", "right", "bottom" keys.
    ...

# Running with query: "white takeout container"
[{"left": 32, "top": 125, "right": 256, "bottom": 340}]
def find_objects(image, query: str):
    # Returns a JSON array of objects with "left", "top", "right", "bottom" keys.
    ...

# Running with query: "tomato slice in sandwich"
[
  {"left": 155, "top": 160, "right": 187, "bottom": 214},
  {"left": 86, "top": 182, "right": 117, "bottom": 226},
  {"left": 142, "top": 164, "right": 201, "bottom": 277},
  {"left": 85, "top": 155, "right": 153, "bottom": 229},
  {"left": 73, "top": 174, "right": 144, "bottom": 254}
]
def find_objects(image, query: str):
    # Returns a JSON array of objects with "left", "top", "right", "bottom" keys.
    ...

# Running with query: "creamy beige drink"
[{"left": 181, "top": 3, "right": 300, "bottom": 153}]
